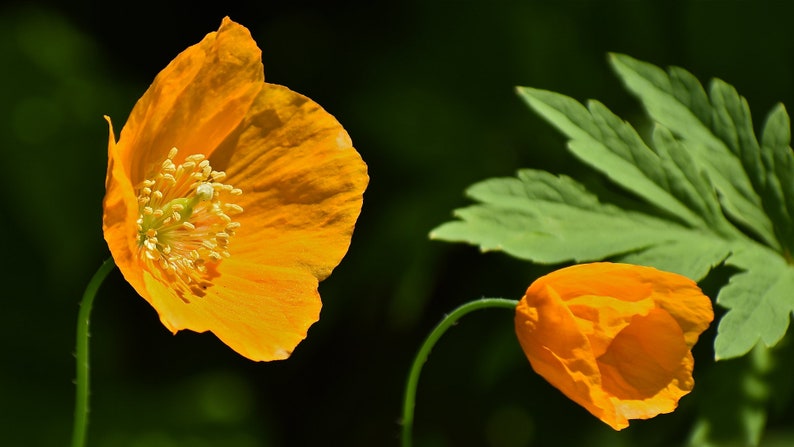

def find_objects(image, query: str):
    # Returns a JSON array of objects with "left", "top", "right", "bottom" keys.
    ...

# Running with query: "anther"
[
  {"left": 224, "top": 204, "right": 243, "bottom": 214},
  {"left": 135, "top": 147, "right": 242, "bottom": 302}
]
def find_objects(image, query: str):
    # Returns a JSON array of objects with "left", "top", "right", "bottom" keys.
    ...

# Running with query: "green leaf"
[
  {"left": 433, "top": 54, "right": 794, "bottom": 363},
  {"left": 431, "top": 169, "right": 731, "bottom": 280},
  {"left": 715, "top": 245, "right": 794, "bottom": 360},
  {"left": 608, "top": 53, "right": 779, "bottom": 249},
  {"left": 516, "top": 88, "right": 708, "bottom": 230},
  {"left": 617, "top": 234, "right": 730, "bottom": 282},
  {"left": 760, "top": 104, "right": 794, "bottom": 254}
]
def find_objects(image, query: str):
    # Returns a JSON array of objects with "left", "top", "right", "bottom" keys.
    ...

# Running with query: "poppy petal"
[
  {"left": 597, "top": 309, "right": 693, "bottom": 418},
  {"left": 116, "top": 17, "right": 264, "bottom": 186},
  {"left": 141, "top": 258, "right": 321, "bottom": 361},
  {"left": 211, "top": 82, "right": 368, "bottom": 280},
  {"left": 103, "top": 116, "right": 146, "bottom": 297},
  {"left": 515, "top": 285, "right": 617, "bottom": 427}
]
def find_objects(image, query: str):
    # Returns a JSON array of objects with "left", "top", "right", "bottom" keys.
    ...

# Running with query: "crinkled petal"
[
  {"left": 116, "top": 16, "right": 264, "bottom": 186},
  {"left": 103, "top": 116, "right": 146, "bottom": 297},
  {"left": 534, "top": 263, "right": 654, "bottom": 303},
  {"left": 597, "top": 309, "right": 693, "bottom": 421},
  {"left": 514, "top": 285, "right": 619, "bottom": 428},
  {"left": 546, "top": 263, "right": 713, "bottom": 347},
  {"left": 210, "top": 82, "right": 368, "bottom": 280},
  {"left": 638, "top": 269, "right": 715, "bottom": 348},
  {"left": 141, "top": 258, "right": 321, "bottom": 361},
  {"left": 566, "top": 294, "right": 655, "bottom": 358}
]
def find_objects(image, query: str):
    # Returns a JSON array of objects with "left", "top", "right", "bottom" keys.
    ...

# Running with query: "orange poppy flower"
[
  {"left": 514, "top": 263, "right": 713, "bottom": 430},
  {"left": 102, "top": 17, "right": 368, "bottom": 361}
]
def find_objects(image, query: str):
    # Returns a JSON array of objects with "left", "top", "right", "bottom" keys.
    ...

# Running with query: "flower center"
[{"left": 136, "top": 147, "right": 242, "bottom": 302}]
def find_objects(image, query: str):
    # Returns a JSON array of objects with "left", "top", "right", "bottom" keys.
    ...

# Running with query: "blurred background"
[{"left": 2, "top": 1, "right": 794, "bottom": 446}]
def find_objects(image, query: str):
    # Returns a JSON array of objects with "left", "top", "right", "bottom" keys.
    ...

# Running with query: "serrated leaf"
[
  {"left": 760, "top": 104, "right": 794, "bottom": 253},
  {"left": 617, "top": 234, "right": 729, "bottom": 281},
  {"left": 516, "top": 87, "right": 709, "bottom": 229},
  {"left": 609, "top": 53, "right": 778, "bottom": 249},
  {"left": 650, "top": 124, "right": 735, "bottom": 236},
  {"left": 714, "top": 245, "right": 794, "bottom": 360},
  {"left": 431, "top": 169, "right": 731, "bottom": 279}
]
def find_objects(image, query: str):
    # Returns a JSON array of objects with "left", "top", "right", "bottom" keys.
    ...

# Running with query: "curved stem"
[
  {"left": 71, "top": 257, "right": 115, "bottom": 447},
  {"left": 401, "top": 298, "right": 519, "bottom": 447}
]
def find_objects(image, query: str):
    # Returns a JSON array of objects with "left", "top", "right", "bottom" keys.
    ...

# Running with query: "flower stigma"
[{"left": 136, "top": 147, "right": 243, "bottom": 302}]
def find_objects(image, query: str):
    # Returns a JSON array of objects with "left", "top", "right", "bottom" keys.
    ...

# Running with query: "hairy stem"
[
  {"left": 72, "top": 257, "right": 115, "bottom": 447},
  {"left": 401, "top": 298, "right": 519, "bottom": 447}
]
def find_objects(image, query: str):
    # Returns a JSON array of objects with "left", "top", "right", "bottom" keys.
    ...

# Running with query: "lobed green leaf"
[
  {"left": 431, "top": 169, "right": 730, "bottom": 280},
  {"left": 609, "top": 53, "right": 778, "bottom": 248},
  {"left": 715, "top": 245, "right": 794, "bottom": 360},
  {"left": 516, "top": 87, "right": 707, "bottom": 229}
]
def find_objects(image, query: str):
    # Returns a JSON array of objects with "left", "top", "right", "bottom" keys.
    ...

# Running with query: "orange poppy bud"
[{"left": 514, "top": 262, "right": 713, "bottom": 430}]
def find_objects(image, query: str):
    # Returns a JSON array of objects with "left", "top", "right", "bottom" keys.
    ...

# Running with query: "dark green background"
[{"left": 2, "top": 1, "right": 794, "bottom": 446}]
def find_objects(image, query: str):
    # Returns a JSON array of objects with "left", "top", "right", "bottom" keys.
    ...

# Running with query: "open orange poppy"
[
  {"left": 103, "top": 17, "right": 368, "bottom": 361},
  {"left": 514, "top": 263, "right": 713, "bottom": 430}
]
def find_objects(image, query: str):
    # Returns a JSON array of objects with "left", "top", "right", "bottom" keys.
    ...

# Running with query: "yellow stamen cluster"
[{"left": 136, "top": 147, "right": 242, "bottom": 301}]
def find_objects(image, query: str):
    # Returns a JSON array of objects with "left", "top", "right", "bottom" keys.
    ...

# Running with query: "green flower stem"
[
  {"left": 401, "top": 298, "right": 519, "bottom": 447},
  {"left": 72, "top": 257, "right": 116, "bottom": 447}
]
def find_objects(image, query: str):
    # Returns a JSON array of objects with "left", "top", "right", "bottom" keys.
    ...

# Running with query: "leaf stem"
[
  {"left": 71, "top": 257, "right": 115, "bottom": 447},
  {"left": 400, "top": 298, "right": 519, "bottom": 447}
]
